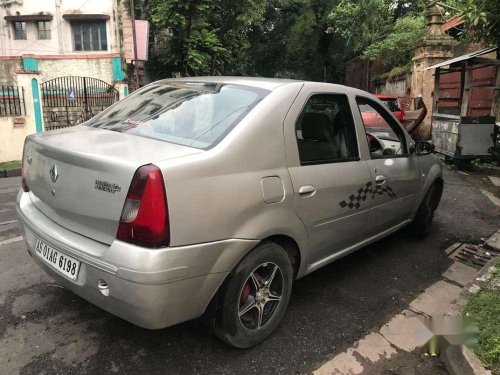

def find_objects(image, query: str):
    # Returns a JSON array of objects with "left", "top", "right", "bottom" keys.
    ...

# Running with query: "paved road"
[{"left": 0, "top": 169, "right": 498, "bottom": 374}]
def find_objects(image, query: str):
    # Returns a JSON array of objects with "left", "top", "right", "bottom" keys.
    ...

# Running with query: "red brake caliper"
[{"left": 240, "top": 273, "right": 263, "bottom": 306}]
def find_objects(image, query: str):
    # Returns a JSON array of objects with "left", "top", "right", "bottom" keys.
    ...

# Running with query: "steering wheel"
[{"left": 366, "top": 133, "right": 384, "bottom": 153}]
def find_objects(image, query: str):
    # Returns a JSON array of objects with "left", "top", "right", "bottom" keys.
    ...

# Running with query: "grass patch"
[
  {"left": 0, "top": 160, "right": 21, "bottom": 170},
  {"left": 463, "top": 272, "right": 500, "bottom": 372}
]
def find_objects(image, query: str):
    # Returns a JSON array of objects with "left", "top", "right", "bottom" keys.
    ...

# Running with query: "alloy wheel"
[{"left": 238, "top": 262, "right": 283, "bottom": 330}]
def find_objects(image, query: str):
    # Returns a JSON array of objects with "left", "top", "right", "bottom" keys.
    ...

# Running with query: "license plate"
[{"left": 34, "top": 239, "right": 81, "bottom": 281}]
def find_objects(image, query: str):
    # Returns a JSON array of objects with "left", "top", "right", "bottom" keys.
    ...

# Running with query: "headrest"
[{"left": 301, "top": 113, "right": 331, "bottom": 141}]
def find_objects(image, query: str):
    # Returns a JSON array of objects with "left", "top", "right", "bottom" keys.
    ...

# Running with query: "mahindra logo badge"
[{"left": 49, "top": 164, "right": 59, "bottom": 183}]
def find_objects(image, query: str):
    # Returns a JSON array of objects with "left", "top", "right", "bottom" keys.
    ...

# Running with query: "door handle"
[
  {"left": 375, "top": 175, "right": 386, "bottom": 185},
  {"left": 299, "top": 185, "right": 316, "bottom": 196}
]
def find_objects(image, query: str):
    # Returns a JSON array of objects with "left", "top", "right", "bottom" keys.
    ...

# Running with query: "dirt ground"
[{"left": 361, "top": 350, "right": 449, "bottom": 375}]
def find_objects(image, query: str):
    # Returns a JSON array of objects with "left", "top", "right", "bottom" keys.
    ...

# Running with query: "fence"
[
  {"left": 40, "top": 76, "right": 119, "bottom": 130},
  {"left": 0, "top": 85, "right": 25, "bottom": 117}
]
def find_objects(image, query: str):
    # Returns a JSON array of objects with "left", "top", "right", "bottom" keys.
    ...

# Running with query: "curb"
[
  {"left": 0, "top": 168, "right": 21, "bottom": 178},
  {"left": 441, "top": 251, "right": 499, "bottom": 375}
]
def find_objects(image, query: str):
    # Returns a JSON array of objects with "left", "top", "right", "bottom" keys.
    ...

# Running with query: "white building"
[
  {"left": 0, "top": 0, "right": 145, "bottom": 163},
  {"left": 0, "top": 0, "right": 128, "bottom": 84}
]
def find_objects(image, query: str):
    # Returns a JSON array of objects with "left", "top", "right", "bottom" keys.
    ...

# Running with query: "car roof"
[
  {"left": 159, "top": 76, "right": 301, "bottom": 90},
  {"left": 158, "top": 76, "right": 372, "bottom": 96}
]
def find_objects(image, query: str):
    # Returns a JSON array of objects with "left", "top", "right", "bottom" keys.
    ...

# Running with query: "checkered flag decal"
[
  {"left": 339, "top": 182, "right": 373, "bottom": 209},
  {"left": 339, "top": 181, "right": 397, "bottom": 210},
  {"left": 372, "top": 184, "right": 396, "bottom": 198}
]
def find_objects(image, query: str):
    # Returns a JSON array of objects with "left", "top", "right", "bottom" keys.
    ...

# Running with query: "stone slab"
[
  {"left": 480, "top": 189, "right": 500, "bottom": 208},
  {"left": 488, "top": 175, "right": 500, "bottom": 187},
  {"left": 314, "top": 333, "right": 397, "bottom": 374},
  {"left": 442, "top": 262, "right": 478, "bottom": 287},
  {"left": 409, "top": 280, "right": 462, "bottom": 316},
  {"left": 379, "top": 310, "right": 433, "bottom": 352},
  {"left": 485, "top": 229, "right": 500, "bottom": 251},
  {"left": 352, "top": 332, "right": 396, "bottom": 363},
  {"left": 314, "top": 351, "right": 364, "bottom": 375}
]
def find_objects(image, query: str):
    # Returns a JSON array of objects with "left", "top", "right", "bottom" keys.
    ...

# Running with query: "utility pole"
[{"left": 129, "top": 0, "right": 140, "bottom": 91}]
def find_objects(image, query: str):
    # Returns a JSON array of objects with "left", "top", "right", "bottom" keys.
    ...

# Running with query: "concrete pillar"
[
  {"left": 114, "top": 82, "right": 129, "bottom": 100},
  {"left": 16, "top": 72, "right": 44, "bottom": 133},
  {"left": 410, "top": 3, "right": 455, "bottom": 140}
]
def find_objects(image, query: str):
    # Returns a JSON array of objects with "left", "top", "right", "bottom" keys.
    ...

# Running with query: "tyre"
[
  {"left": 208, "top": 241, "right": 293, "bottom": 348},
  {"left": 409, "top": 181, "right": 442, "bottom": 238}
]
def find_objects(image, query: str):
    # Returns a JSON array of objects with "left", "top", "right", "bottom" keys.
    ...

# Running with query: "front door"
[
  {"left": 284, "top": 88, "right": 373, "bottom": 265},
  {"left": 354, "top": 96, "right": 422, "bottom": 235}
]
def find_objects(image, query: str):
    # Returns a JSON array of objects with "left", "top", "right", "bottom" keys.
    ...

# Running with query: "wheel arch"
[
  {"left": 410, "top": 162, "right": 444, "bottom": 220},
  {"left": 202, "top": 232, "right": 306, "bottom": 319}
]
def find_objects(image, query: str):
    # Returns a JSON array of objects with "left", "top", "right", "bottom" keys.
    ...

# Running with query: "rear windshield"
[
  {"left": 86, "top": 82, "right": 269, "bottom": 149},
  {"left": 380, "top": 98, "right": 401, "bottom": 112}
]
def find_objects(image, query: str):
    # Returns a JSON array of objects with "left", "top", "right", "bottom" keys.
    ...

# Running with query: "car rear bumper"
[{"left": 16, "top": 191, "right": 259, "bottom": 329}]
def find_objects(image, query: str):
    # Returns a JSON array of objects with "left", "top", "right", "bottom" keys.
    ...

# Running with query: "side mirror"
[
  {"left": 414, "top": 141, "right": 435, "bottom": 155},
  {"left": 383, "top": 148, "right": 395, "bottom": 156}
]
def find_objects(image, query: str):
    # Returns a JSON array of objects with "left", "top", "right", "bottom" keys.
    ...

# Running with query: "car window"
[
  {"left": 356, "top": 97, "right": 407, "bottom": 158},
  {"left": 296, "top": 94, "right": 359, "bottom": 165},
  {"left": 86, "top": 82, "right": 269, "bottom": 149}
]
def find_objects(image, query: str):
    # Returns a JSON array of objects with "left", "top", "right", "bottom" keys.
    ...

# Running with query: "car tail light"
[
  {"left": 117, "top": 164, "right": 169, "bottom": 248},
  {"left": 21, "top": 141, "right": 29, "bottom": 192}
]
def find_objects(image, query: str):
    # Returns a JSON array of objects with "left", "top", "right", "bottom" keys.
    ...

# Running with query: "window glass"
[
  {"left": 72, "top": 22, "right": 107, "bottom": 51},
  {"left": 356, "top": 97, "right": 407, "bottom": 157},
  {"left": 13, "top": 22, "right": 27, "bottom": 40},
  {"left": 37, "top": 21, "right": 51, "bottom": 40},
  {"left": 86, "top": 82, "right": 269, "bottom": 149},
  {"left": 296, "top": 94, "right": 358, "bottom": 164}
]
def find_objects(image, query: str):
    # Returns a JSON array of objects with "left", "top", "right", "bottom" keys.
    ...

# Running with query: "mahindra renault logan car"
[{"left": 17, "top": 77, "right": 443, "bottom": 348}]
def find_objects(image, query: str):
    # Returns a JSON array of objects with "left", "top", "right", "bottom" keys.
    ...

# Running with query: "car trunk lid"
[{"left": 23, "top": 126, "right": 201, "bottom": 245}]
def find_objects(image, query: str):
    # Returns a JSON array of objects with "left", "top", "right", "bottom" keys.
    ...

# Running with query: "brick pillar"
[{"left": 410, "top": 3, "right": 455, "bottom": 140}]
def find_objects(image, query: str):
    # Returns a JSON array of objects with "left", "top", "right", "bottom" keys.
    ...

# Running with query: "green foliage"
[
  {"left": 458, "top": 0, "right": 500, "bottom": 46},
  {"left": 141, "top": 0, "right": 498, "bottom": 82},
  {"left": 373, "top": 64, "right": 412, "bottom": 82},
  {"left": 363, "top": 16, "right": 425, "bottom": 67},
  {"left": 327, "top": 0, "right": 393, "bottom": 55},
  {"left": 148, "top": 0, "right": 267, "bottom": 76},
  {"left": 326, "top": 0, "right": 430, "bottom": 69},
  {"left": 0, "top": 160, "right": 21, "bottom": 171},
  {"left": 248, "top": 0, "right": 347, "bottom": 82},
  {"left": 463, "top": 288, "right": 500, "bottom": 371}
]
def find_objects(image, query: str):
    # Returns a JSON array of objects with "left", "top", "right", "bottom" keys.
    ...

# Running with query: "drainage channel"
[{"left": 448, "top": 241, "right": 500, "bottom": 269}]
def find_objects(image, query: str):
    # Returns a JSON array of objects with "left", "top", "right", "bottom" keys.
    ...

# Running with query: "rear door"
[
  {"left": 353, "top": 96, "right": 422, "bottom": 235},
  {"left": 284, "top": 84, "right": 373, "bottom": 265}
]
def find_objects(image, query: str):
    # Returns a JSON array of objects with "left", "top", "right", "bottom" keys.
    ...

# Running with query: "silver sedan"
[{"left": 17, "top": 77, "right": 443, "bottom": 348}]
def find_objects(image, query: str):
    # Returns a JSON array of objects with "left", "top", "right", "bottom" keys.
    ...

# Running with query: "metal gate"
[{"left": 41, "top": 76, "right": 119, "bottom": 130}]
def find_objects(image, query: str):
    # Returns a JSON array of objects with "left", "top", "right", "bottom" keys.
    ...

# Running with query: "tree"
[
  {"left": 458, "top": 0, "right": 500, "bottom": 46},
  {"left": 151, "top": 0, "right": 221, "bottom": 76},
  {"left": 327, "top": 0, "right": 394, "bottom": 56},
  {"left": 248, "top": 0, "right": 347, "bottom": 82},
  {"left": 327, "top": 0, "right": 435, "bottom": 70},
  {"left": 149, "top": 0, "right": 266, "bottom": 76},
  {"left": 362, "top": 15, "right": 426, "bottom": 67}
]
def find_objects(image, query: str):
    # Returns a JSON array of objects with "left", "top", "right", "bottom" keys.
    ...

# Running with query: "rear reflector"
[
  {"left": 21, "top": 140, "right": 29, "bottom": 192},
  {"left": 117, "top": 164, "right": 169, "bottom": 248}
]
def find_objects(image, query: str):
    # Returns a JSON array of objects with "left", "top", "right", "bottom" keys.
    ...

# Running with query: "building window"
[
  {"left": 72, "top": 21, "right": 107, "bottom": 51},
  {"left": 37, "top": 21, "right": 51, "bottom": 40},
  {"left": 13, "top": 22, "right": 27, "bottom": 40}
]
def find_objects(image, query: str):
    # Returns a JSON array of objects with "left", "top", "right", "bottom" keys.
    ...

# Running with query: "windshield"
[
  {"left": 86, "top": 82, "right": 269, "bottom": 149},
  {"left": 380, "top": 98, "right": 401, "bottom": 112}
]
